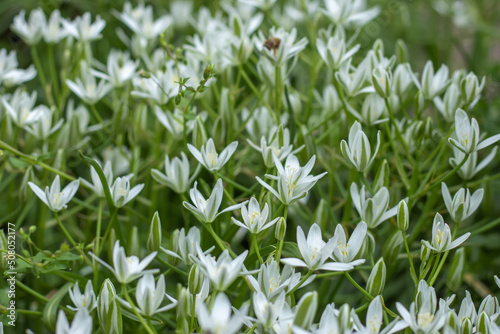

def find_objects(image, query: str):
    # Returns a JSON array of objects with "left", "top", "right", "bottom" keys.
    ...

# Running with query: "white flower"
[
  {"left": 239, "top": 0, "right": 277, "bottom": 11},
  {"left": 92, "top": 50, "right": 138, "bottom": 87},
  {"left": 448, "top": 108, "right": 500, "bottom": 154},
  {"left": 340, "top": 121, "right": 381, "bottom": 172},
  {"left": 155, "top": 108, "right": 207, "bottom": 140},
  {"left": 197, "top": 293, "right": 248, "bottom": 334},
  {"left": 255, "top": 27, "right": 308, "bottom": 67},
  {"left": 26, "top": 105, "right": 63, "bottom": 140},
  {"left": 331, "top": 222, "right": 367, "bottom": 266},
  {"left": 117, "top": 274, "right": 176, "bottom": 316},
  {"left": 350, "top": 183, "right": 397, "bottom": 228},
  {"left": 442, "top": 183, "right": 483, "bottom": 223},
  {"left": 2, "top": 89, "right": 41, "bottom": 127},
  {"left": 247, "top": 127, "right": 304, "bottom": 168},
  {"left": 56, "top": 310, "right": 92, "bottom": 334},
  {"left": 231, "top": 197, "right": 280, "bottom": 234},
  {"left": 321, "top": 0, "right": 380, "bottom": 27},
  {"left": 256, "top": 154, "right": 327, "bottom": 205},
  {"left": 351, "top": 296, "right": 385, "bottom": 334},
  {"left": 421, "top": 213, "right": 470, "bottom": 253},
  {"left": 11, "top": 9, "right": 46, "bottom": 45},
  {"left": 450, "top": 145, "right": 498, "bottom": 180},
  {"left": 115, "top": 2, "right": 172, "bottom": 40},
  {"left": 110, "top": 175, "right": 144, "bottom": 208},
  {"left": 62, "top": 12, "right": 106, "bottom": 42},
  {"left": 131, "top": 69, "right": 178, "bottom": 104},
  {"left": 187, "top": 138, "right": 238, "bottom": 172},
  {"left": 66, "top": 62, "right": 113, "bottom": 105},
  {"left": 434, "top": 83, "right": 461, "bottom": 121},
  {"left": 396, "top": 302, "right": 445, "bottom": 334},
  {"left": 392, "top": 63, "right": 416, "bottom": 97},
  {"left": 80, "top": 161, "right": 114, "bottom": 198},
  {"left": 336, "top": 57, "right": 376, "bottom": 97},
  {"left": 317, "top": 35, "right": 360, "bottom": 70},
  {"left": 281, "top": 224, "right": 354, "bottom": 271},
  {"left": 28, "top": 175, "right": 79, "bottom": 212},
  {"left": 68, "top": 280, "right": 97, "bottom": 312},
  {"left": 44, "top": 9, "right": 68, "bottom": 43},
  {"left": 0, "top": 49, "right": 36, "bottom": 87},
  {"left": 345, "top": 93, "right": 387, "bottom": 126},
  {"left": 246, "top": 260, "right": 312, "bottom": 300},
  {"left": 183, "top": 179, "right": 244, "bottom": 223},
  {"left": 161, "top": 226, "right": 211, "bottom": 266},
  {"left": 151, "top": 152, "right": 198, "bottom": 194},
  {"left": 190, "top": 245, "right": 248, "bottom": 291},
  {"left": 90, "top": 240, "right": 158, "bottom": 284},
  {"left": 460, "top": 72, "right": 485, "bottom": 107},
  {"left": 417, "top": 60, "right": 450, "bottom": 100},
  {"left": 253, "top": 291, "right": 286, "bottom": 328}
]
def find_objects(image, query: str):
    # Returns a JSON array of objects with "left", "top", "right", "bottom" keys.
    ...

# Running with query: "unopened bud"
[
  {"left": 397, "top": 200, "right": 409, "bottom": 231},
  {"left": 192, "top": 115, "right": 208, "bottom": 149},
  {"left": 293, "top": 291, "right": 318, "bottom": 329},
  {"left": 372, "top": 67, "right": 391, "bottom": 98},
  {"left": 339, "top": 304, "right": 353, "bottom": 333},
  {"left": 275, "top": 217, "right": 286, "bottom": 241},
  {"left": 188, "top": 265, "right": 204, "bottom": 295},
  {"left": 366, "top": 258, "right": 386, "bottom": 297},
  {"left": 98, "top": 279, "right": 122, "bottom": 334},
  {"left": 147, "top": 211, "right": 162, "bottom": 252}
]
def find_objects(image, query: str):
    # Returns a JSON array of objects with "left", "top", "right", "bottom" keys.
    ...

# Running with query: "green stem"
[
  {"left": 30, "top": 45, "right": 51, "bottom": 104},
  {"left": 122, "top": 284, "right": 155, "bottom": 334},
  {"left": 54, "top": 212, "right": 77, "bottom": 248},
  {"left": 47, "top": 44, "right": 60, "bottom": 103},
  {"left": 287, "top": 270, "right": 313, "bottom": 297},
  {"left": 252, "top": 233, "right": 263, "bottom": 264},
  {"left": 275, "top": 65, "right": 282, "bottom": 120},
  {"left": 402, "top": 231, "right": 418, "bottom": 286},
  {"left": 205, "top": 222, "right": 236, "bottom": 257},
  {"left": 94, "top": 199, "right": 104, "bottom": 290},
  {"left": 98, "top": 208, "right": 119, "bottom": 255}
]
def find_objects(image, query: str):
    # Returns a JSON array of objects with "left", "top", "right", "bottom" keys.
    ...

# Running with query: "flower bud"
[
  {"left": 477, "top": 311, "right": 490, "bottom": 334},
  {"left": 338, "top": 303, "right": 353, "bottom": 333},
  {"left": 275, "top": 217, "right": 286, "bottom": 241},
  {"left": 460, "top": 72, "right": 485, "bottom": 106},
  {"left": 372, "top": 67, "right": 391, "bottom": 98},
  {"left": 188, "top": 265, "right": 204, "bottom": 295},
  {"left": 382, "top": 230, "right": 403, "bottom": 264},
  {"left": 192, "top": 115, "right": 208, "bottom": 149},
  {"left": 373, "top": 159, "right": 389, "bottom": 193},
  {"left": 446, "top": 248, "right": 465, "bottom": 291},
  {"left": 478, "top": 295, "right": 499, "bottom": 316},
  {"left": 168, "top": 230, "right": 181, "bottom": 266},
  {"left": 461, "top": 318, "right": 473, "bottom": 334},
  {"left": 293, "top": 291, "right": 318, "bottom": 329},
  {"left": 97, "top": 279, "right": 122, "bottom": 334},
  {"left": 395, "top": 39, "right": 409, "bottom": 64},
  {"left": 366, "top": 258, "right": 386, "bottom": 297},
  {"left": 397, "top": 200, "right": 409, "bottom": 231},
  {"left": 147, "top": 211, "right": 162, "bottom": 252},
  {"left": 414, "top": 90, "right": 425, "bottom": 116},
  {"left": 176, "top": 285, "right": 190, "bottom": 320}
]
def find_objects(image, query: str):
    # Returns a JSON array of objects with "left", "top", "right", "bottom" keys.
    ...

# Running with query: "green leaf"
[
  {"left": 42, "top": 282, "right": 72, "bottom": 332},
  {"left": 79, "top": 151, "right": 114, "bottom": 209}
]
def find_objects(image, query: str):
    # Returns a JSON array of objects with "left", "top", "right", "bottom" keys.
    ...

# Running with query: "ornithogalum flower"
[
  {"left": 331, "top": 222, "right": 367, "bottom": 266},
  {"left": 441, "top": 183, "right": 483, "bottom": 223},
  {"left": 183, "top": 179, "right": 244, "bottom": 223},
  {"left": 2, "top": 89, "right": 41, "bottom": 128},
  {"left": 28, "top": 175, "right": 80, "bottom": 212},
  {"left": 341, "top": 121, "right": 381, "bottom": 172},
  {"left": 190, "top": 245, "right": 248, "bottom": 291},
  {"left": 61, "top": 12, "right": 106, "bottom": 42},
  {"left": 321, "top": 0, "right": 381, "bottom": 27},
  {"left": 255, "top": 27, "right": 308, "bottom": 67},
  {"left": 422, "top": 213, "right": 470, "bottom": 253},
  {"left": 151, "top": 152, "right": 198, "bottom": 194},
  {"left": 256, "top": 154, "right": 327, "bottom": 205},
  {"left": 110, "top": 175, "right": 144, "bottom": 208},
  {"left": 56, "top": 310, "right": 93, "bottom": 334},
  {"left": 253, "top": 291, "right": 286, "bottom": 328},
  {"left": 68, "top": 280, "right": 97, "bottom": 312},
  {"left": 92, "top": 50, "right": 138, "bottom": 87},
  {"left": 161, "top": 226, "right": 213, "bottom": 266},
  {"left": 66, "top": 63, "right": 113, "bottom": 105},
  {"left": 26, "top": 105, "right": 63, "bottom": 140},
  {"left": 117, "top": 274, "right": 176, "bottom": 316},
  {"left": 417, "top": 60, "right": 450, "bottom": 100},
  {"left": 231, "top": 197, "right": 280, "bottom": 234},
  {"left": 197, "top": 293, "right": 248, "bottom": 334},
  {"left": 450, "top": 146, "right": 498, "bottom": 180},
  {"left": 281, "top": 224, "right": 354, "bottom": 272},
  {"left": 11, "top": 8, "right": 46, "bottom": 45},
  {"left": 317, "top": 35, "right": 360, "bottom": 70},
  {"left": 350, "top": 183, "right": 397, "bottom": 228},
  {"left": 448, "top": 108, "right": 500, "bottom": 154},
  {"left": 187, "top": 138, "right": 238, "bottom": 172},
  {"left": 90, "top": 240, "right": 158, "bottom": 284}
]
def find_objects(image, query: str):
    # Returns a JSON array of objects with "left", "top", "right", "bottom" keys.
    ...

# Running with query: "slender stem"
[
  {"left": 54, "top": 212, "right": 77, "bottom": 248},
  {"left": 275, "top": 65, "right": 282, "bottom": 120},
  {"left": 30, "top": 45, "right": 50, "bottom": 103},
  {"left": 47, "top": 44, "right": 60, "bottom": 103},
  {"left": 94, "top": 199, "right": 104, "bottom": 290},
  {"left": 122, "top": 284, "right": 155, "bottom": 334},
  {"left": 402, "top": 231, "right": 418, "bottom": 286},
  {"left": 16, "top": 279, "right": 49, "bottom": 302},
  {"left": 252, "top": 233, "right": 263, "bottom": 264},
  {"left": 205, "top": 222, "right": 236, "bottom": 257},
  {"left": 98, "top": 208, "right": 119, "bottom": 255},
  {"left": 427, "top": 252, "right": 442, "bottom": 282}
]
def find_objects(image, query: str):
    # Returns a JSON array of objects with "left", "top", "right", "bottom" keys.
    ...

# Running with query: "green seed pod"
[
  {"left": 293, "top": 291, "right": 318, "bottom": 330},
  {"left": 366, "top": 258, "right": 386, "bottom": 297},
  {"left": 147, "top": 211, "right": 162, "bottom": 252}
]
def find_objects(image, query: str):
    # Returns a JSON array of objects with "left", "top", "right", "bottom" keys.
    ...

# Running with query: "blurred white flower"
[
  {"left": 80, "top": 161, "right": 114, "bottom": 198},
  {"left": 253, "top": 291, "right": 286, "bottom": 328},
  {"left": 197, "top": 293, "right": 248, "bottom": 334},
  {"left": 255, "top": 27, "right": 308, "bottom": 67},
  {"left": 11, "top": 8, "right": 46, "bottom": 45},
  {"left": 56, "top": 310, "right": 92, "bottom": 334},
  {"left": 434, "top": 83, "right": 461, "bottom": 121},
  {"left": 422, "top": 213, "right": 470, "bottom": 253},
  {"left": 350, "top": 183, "right": 397, "bottom": 228},
  {"left": 416, "top": 60, "right": 450, "bottom": 100},
  {"left": 442, "top": 183, "right": 483, "bottom": 223},
  {"left": 183, "top": 179, "right": 244, "bottom": 223},
  {"left": 0, "top": 50, "right": 36, "bottom": 87},
  {"left": 131, "top": 69, "right": 178, "bottom": 104},
  {"left": 341, "top": 121, "right": 381, "bottom": 172},
  {"left": 28, "top": 175, "right": 79, "bottom": 212},
  {"left": 161, "top": 226, "right": 211, "bottom": 265},
  {"left": 116, "top": 2, "right": 172, "bottom": 40},
  {"left": 26, "top": 105, "right": 63, "bottom": 140},
  {"left": 151, "top": 152, "right": 199, "bottom": 194},
  {"left": 239, "top": 0, "right": 277, "bottom": 11},
  {"left": 2, "top": 89, "right": 42, "bottom": 127},
  {"left": 90, "top": 240, "right": 158, "bottom": 284},
  {"left": 321, "top": 0, "right": 380, "bottom": 28},
  {"left": 281, "top": 224, "right": 354, "bottom": 271},
  {"left": 231, "top": 197, "right": 280, "bottom": 234},
  {"left": 92, "top": 51, "right": 138, "bottom": 87},
  {"left": 317, "top": 35, "right": 360, "bottom": 70},
  {"left": 460, "top": 72, "right": 485, "bottom": 107},
  {"left": 68, "top": 280, "right": 97, "bottom": 312},
  {"left": 248, "top": 127, "right": 304, "bottom": 168},
  {"left": 187, "top": 138, "right": 238, "bottom": 172},
  {"left": 44, "top": 9, "right": 68, "bottom": 43},
  {"left": 450, "top": 146, "right": 498, "bottom": 180},
  {"left": 117, "top": 274, "right": 176, "bottom": 316},
  {"left": 66, "top": 62, "right": 113, "bottom": 105},
  {"left": 62, "top": 12, "right": 106, "bottom": 42}
]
